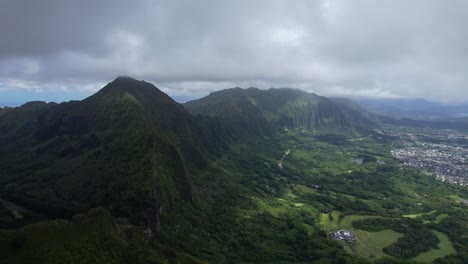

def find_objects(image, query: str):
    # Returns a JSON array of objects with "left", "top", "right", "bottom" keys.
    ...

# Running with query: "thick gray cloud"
[{"left": 1, "top": 0, "right": 468, "bottom": 102}]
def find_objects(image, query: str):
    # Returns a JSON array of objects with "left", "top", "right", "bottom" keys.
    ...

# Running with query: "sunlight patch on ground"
[
  {"left": 320, "top": 211, "right": 400, "bottom": 260},
  {"left": 411, "top": 230, "right": 456, "bottom": 263},
  {"left": 403, "top": 210, "right": 437, "bottom": 219}
]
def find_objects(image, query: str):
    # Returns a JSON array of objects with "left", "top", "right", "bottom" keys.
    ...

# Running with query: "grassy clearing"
[
  {"left": 320, "top": 211, "right": 402, "bottom": 260},
  {"left": 411, "top": 230, "right": 456, "bottom": 263},
  {"left": 355, "top": 229, "right": 403, "bottom": 259},
  {"left": 237, "top": 197, "right": 319, "bottom": 225},
  {"left": 247, "top": 198, "right": 289, "bottom": 217},
  {"left": 403, "top": 210, "right": 437, "bottom": 219},
  {"left": 434, "top": 214, "right": 449, "bottom": 224},
  {"left": 320, "top": 211, "right": 380, "bottom": 232},
  {"left": 423, "top": 213, "right": 450, "bottom": 224},
  {"left": 340, "top": 214, "right": 382, "bottom": 228},
  {"left": 402, "top": 210, "right": 448, "bottom": 225},
  {"left": 292, "top": 184, "right": 318, "bottom": 194},
  {"left": 320, "top": 210, "right": 340, "bottom": 231}
]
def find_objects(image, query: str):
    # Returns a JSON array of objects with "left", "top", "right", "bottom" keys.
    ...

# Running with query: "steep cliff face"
[
  {"left": 184, "top": 87, "right": 372, "bottom": 136},
  {"left": 0, "top": 78, "right": 376, "bottom": 235},
  {"left": 0, "top": 77, "right": 201, "bottom": 232},
  {"left": 0, "top": 77, "right": 388, "bottom": 263}
]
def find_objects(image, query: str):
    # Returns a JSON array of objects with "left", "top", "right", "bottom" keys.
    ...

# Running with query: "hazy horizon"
[{"left": 4, "top": 79, "right": 468, "bottom": 108}]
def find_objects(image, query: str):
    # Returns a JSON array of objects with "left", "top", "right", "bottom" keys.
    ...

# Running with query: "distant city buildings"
[{"left": 390, "top": 128, "right": 468, "bottom": 186}]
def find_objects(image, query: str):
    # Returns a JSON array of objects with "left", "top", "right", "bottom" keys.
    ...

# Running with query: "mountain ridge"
[
  {"left": 0, "top": 76, "right": 376, "bottom": 229},
  {"left": 0, "top": 77, "right": 203, "bottom": 231},
  {"left": 184, "top": 87, "right": 376, "bottom": 136},
  {"left": 0, "top": 77, "right": 384, "bottom": 262}
]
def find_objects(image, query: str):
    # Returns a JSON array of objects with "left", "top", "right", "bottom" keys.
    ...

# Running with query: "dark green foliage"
[
  {"left": 0, "top": 200, "right": 46, "bottom": 229},
  {"left": 430, "top": 209, "right": 468, "bottom": 263},
  {"left": 0, "top": 77, "right": 467, "bottom": 263},
  {"left": 0, "top": 77, "right": 206, "bottom": 225},
  {"left": 353, "top": 218, "right": 439, "bottom": 258},
  {"left": 383, "top": 229, "right": 439, "bottom": 258},
  {"left": 434, "top": 255, "right": 468, "bottom": 264},
  {"left": 0, "top": 208, "right": 205, "bottom": 264},
  {"left": 184, "top": 87, "right": 376, "bottom": 137},
  {"left": 330, "top": 98, "right": 381, "bottom": 130},
  {"left": 1, "top": 78, "right": 373, "bottom": 263},
  {"left": 0, "top": 204, "right": 16, "bottom": 228}
]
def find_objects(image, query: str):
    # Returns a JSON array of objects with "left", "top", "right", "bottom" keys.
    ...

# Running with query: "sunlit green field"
[
  {"left": 355, "top": 229, "right": 403, "bottom": 259},
  {"left": 411, "top": 230, "right": 456, "bottom": 263},
  {"left": 403, "top": 210, "right": 437, "bottom": 219},
  {"left": 320, "top": 210, "right": 403, "bottom": 260}
]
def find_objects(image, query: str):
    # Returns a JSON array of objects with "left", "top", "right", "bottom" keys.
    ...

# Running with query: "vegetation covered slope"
[
  {"left": 184, "top": 88, "right": 375, "bottom": 137},
  {"left": 0, "top": 76, "right": 208, "bottom": 230},
  {"left": 1, "top": 77, "right": 467, "bottom": 263},
  {"left": 0, "top": 77, "right": 379, "bottom": 263},
  {"left": 0, "top": 207, "right": 205, "bottom": 264}
]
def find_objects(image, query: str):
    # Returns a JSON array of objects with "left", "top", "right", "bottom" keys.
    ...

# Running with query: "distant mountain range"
[{"left": 356, "top": 98, "right": 468, "bottom": 120}]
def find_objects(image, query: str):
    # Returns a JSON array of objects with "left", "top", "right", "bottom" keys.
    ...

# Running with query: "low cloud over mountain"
[{"left": 2, "top": 0, "right": 468, "bottom": 102}]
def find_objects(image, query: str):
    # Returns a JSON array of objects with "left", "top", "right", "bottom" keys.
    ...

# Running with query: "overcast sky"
[{"left": 1, "top": 0, "right": 468, "bottom": 104}]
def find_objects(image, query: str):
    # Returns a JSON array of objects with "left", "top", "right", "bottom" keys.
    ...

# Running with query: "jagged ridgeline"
[
  {"left": 0, "top": 77, "right": 211, "bottom": 229},
  {"left": 184, "top": 87, "right": 376, "bottom": 137},
  {"left": 0, "top": 77, "right": 375, "bottom": 227},
  {"left": 0, "top": 77, "right": 385, "bottom": 262}
]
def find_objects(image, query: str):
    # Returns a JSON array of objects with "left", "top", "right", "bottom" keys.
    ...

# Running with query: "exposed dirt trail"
[{"left": 278, "top": 149, "right": 291, "bottom": 169}]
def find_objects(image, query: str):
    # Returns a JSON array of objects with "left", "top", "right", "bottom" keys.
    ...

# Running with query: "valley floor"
[{"left": 1, "top": 128, "right": 468, "bottom": 263}]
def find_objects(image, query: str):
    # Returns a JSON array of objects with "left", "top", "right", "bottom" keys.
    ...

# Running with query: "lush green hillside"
[
  {"left": 1, "top": 77, "right": 467, "bottom": 263},
  {"left": 0, "top": 207, "right": 205, "bottom": 264},
  {"left": 0, "top": 78, "right": 371, "bottom": 263},
  {"left": 0, "top": 76, "right": 206, "bottom": 230},
  {"left": 184, "top": 88, "right": 376, "bottom": 137},
  {"left": 330, "top": 98, "right": 380, "bottom": 129}
]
